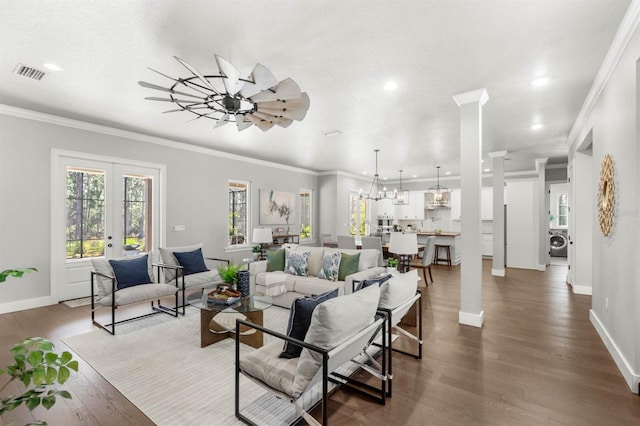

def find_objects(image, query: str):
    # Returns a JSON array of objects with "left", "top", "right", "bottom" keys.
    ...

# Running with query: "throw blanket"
[{"left": 264, "top": 273, "right": 287, "bottom": 296}]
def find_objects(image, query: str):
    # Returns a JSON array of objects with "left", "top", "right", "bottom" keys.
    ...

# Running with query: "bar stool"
[{"left": 433, "top": 244, "right": 452, "bottom": 266}]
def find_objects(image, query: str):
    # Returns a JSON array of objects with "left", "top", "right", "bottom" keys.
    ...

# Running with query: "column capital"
[
  {"left": 535, "top": 157, "right": 548, "bottom": 172},
  {"left": 453, "top": 88, "right": 489, "bottom": 107},
  {"left": 488, "top": 151, "right": 508, "bottom": 158}
]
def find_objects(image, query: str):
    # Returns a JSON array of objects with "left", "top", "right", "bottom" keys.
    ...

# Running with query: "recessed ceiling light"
[
  {"left": 43, "top": 63, "right": 64, "bottom": 72},
  {"left": 531, "top": 77, "right": 549, "bottom": 87},
  {"left": 382, "top": 177, "right": 388, "bottom": 180},
  {"left": 412, "top": 174, "right": 418, "bottom": 178},
  {"left": 481, "top": 159, "right": 485, "bottom": 163},
  {"left": 362, "top": 171, "right": 367, "bottom": 175},
  {"left": 384, "top": 81, "right": 397, "bottom": 91},
  {"left": 531, "top": 123, "right": 544, "bottom": 131},
  {"left": 445, "top": 171, "right": 451, "bottom": 175},
  {"left": 484, "top": 168, "right": 491, "bottom": 172}
]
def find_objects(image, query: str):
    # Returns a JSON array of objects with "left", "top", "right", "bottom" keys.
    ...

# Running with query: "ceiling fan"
[{"left": 138, "top": 55, "right": 310, "bottom": 132}]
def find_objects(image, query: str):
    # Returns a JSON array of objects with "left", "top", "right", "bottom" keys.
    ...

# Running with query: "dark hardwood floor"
[{"left": 1, "top": 260, "right": 639, "bottom": 425}]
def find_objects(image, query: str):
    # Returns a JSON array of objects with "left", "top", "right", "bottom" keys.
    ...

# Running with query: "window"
[
  {"left": 558, "top": 193, "right": 568, "bottom": 227},
  {"left": 299, "top": 189, "right": 312, "bottom": 240},
  {"left": 228, "top": 180, "right": 249, "bottom": 246},
  {"left": 349, "top": 191, "right": 367, "bottom": 237},
  {"left": 123, "top": 175, "right": 152, "bottom": 254},
  {"left": 66, "top": 168, "right": 105, "bottom": 259}
]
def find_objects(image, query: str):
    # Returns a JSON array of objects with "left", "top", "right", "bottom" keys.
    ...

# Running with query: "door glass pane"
[
  {"left": 299, "top": 190, "right": 312, "bottom": 239},
  {"left": 229, "top": 181, "right": 248, "bottom": 246},
  {"left": 349, "top": 192, "right": 367, "bottom": 236},
  {"left": 123, "top": 175, "right": 152, "bottom": 256},
  {"left": 66, "top": 168, "right": 105, "bottom": 259}
]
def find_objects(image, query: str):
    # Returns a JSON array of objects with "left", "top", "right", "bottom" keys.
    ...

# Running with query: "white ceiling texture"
[{"left": 0, "top": 0, "right": 632, "bottom": 180}]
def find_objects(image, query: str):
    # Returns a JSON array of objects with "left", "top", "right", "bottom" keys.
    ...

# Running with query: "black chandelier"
[
  {"left": 427, "top": 166, "right": 450, "bottom": 206},
  {"left": 139, "top": 55, "right": 310, "bottom": 132}
]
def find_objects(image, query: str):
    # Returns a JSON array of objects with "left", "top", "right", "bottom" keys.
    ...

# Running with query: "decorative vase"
[{"left": 237, "top": 270, "right": 250, "bottom": 298}]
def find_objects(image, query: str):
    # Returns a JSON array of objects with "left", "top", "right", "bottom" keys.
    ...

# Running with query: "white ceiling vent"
[{"left": 13, "top": 63, "right": 45, "bottom": 80}]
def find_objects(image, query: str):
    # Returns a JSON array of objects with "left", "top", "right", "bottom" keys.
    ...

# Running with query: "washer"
[{"left": 550, "top": 229, "right": 568, "bottom": 257}]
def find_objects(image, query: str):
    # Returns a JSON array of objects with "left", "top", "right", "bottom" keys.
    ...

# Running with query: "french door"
[{"left": 52, "top": 151, "right": 164, "bottom": 301}]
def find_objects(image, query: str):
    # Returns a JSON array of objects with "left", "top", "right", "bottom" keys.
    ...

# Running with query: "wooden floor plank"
[{"left": 1, "top": 260, "right": 639, "bottom": 425}]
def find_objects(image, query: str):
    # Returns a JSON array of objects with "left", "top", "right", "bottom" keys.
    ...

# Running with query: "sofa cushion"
[
  {"left": 96, "top": 282, "right": 178, "bottom": 307},
  {"left": 285, "top": 250, "right": 310, "bottom": 276},
  {"left": 379, "top": 270, "right": 418, "bottom": 310},
  {"left": 294, "top": 246, "right": 324, "bottom": 277},
  {"left": 173, "top": 248, "right": 209, "bottom": 275},
  {"left": 255, "top": 271, "right": 296, "bottom": 293},
  {"left": 239, "top": 341, "right": 299, "bottom": 397},
  {"left": 293, "top": 276, "right": 343, "bottom": 296},
  {"left": 158, "top": 243, "right": 203, "bottom": 281},
  {"left": 181, "top": 269, "right": 222, "bottom": 290},
  {"left": 338, "top": 253, "right": 360, "bottom": 281},
  {"left": 291, "top": 284, "right": 380, "bottom": 397},
  {"left": 280, "top": 289, "right": 339, "bottom": 359},
  {"left": 318, "top": 252, "right": 341, "bottom": 281},
  {"left": 109, "top": 255, "right": 153, "bottom": 289},
  {"left": 266, "top": 249, "right": 285, "bottom": 272}
]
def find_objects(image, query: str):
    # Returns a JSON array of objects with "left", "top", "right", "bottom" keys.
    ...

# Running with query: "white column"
[
  {"left": 489, "top": 151, "right": 507, "bottom": 276},
  {"left": 535, "top": 158, "right": 548, "bottom": 271},
  {"left": 453, "top": 88, "right": 489, "bottom": 328}
]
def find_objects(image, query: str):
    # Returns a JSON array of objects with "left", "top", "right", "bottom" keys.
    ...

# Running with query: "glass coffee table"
[{"left": 187, "top": 290, "right": 272, "bottom": 348}]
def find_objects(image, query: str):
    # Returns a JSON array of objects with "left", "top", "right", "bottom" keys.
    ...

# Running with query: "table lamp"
[
  {"left": 389, "top": 232, "right": 418, "bottom": 273},
  {"left": 252, "top": 227, "right": 273, "bottom": 260}
]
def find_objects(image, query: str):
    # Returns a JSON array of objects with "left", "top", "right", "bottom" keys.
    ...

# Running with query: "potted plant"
[
  {"left": 0, "top": 267, "right": 78, "bottom": 424},
  {"left": 217, "top": 262, "right": 244, "bottom": 286},
  {"left": 251, "top": 245, "right": 261, "bottom": 260},
  {"left": 387, "top": 258, "right": 398, "bottom": 271}
]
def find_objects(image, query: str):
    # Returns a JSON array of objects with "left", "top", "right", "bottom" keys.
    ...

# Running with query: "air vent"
[{"left": 13, "top": 63, "right": 45, "bottom": 80}]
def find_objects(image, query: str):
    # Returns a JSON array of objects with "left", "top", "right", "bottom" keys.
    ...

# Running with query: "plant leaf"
[
  {"left": 66, "top": 360, "right": 79, "bottom": 372},
  {"left": 27, "top": 350, "right": 44, "bottom": 368},
  {"left": 57, "top": 366, "right": 70, "bottom": 384},
  {"left": 41, "top": 395, "right": 56, "bottom": 410},
  {"left": 45, "top": 366, "right": 57, "bottom": 384},
  {"left": 60, "top": 351, "right": 72, "bottom": 365},
  {"left": 45, "top": 352, "right": 58, "bottom": 364},
  {"left": 56, "top": 390, "right": 72, "bottom": 399},
  {"left": 25, "top": 396, "right": 41, "bottom": 411}
]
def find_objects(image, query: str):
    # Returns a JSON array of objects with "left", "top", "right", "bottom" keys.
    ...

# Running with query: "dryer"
[{"left": 550, "top": 229, "right": 568, "bottom": 257}]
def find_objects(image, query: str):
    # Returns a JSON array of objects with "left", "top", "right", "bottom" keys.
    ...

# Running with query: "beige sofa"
[{"left": 249, "top": 244, "right": 385, "bottom": 308}]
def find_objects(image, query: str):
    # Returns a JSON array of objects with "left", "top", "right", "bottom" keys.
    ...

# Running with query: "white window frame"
[
  {"left": 557, "top": 193, "right": 568, "bottom": 228},
  {"left": 299, "top": 189, "right": 313, "bottom": 241}
]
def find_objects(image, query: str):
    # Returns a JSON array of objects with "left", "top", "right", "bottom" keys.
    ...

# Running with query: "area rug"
[{"left": 63, "top": 306, "right": 319, "bottom": 425}]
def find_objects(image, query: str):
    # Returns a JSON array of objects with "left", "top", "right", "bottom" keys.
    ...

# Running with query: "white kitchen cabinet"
[
  {"left": 482, "top": 233, "right": 493, "bottom": 256},
  {"left": 377, "top": 197, "right": 395, "bottom": 218},
  {"left": 450, "top": 188, "right": 461, "bottom": 220},
  {"left": 395, "top": 191, "right": 425, "bottom": 220},
  {"left": 482, "top": 187, "right": 493, "bottom": 220}
]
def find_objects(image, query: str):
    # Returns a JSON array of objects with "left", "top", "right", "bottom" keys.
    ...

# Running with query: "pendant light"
[
  {"left": 427, "top": 166, "right": 449, "bottom": 206},
  {"left": 361, "top": 149, "right": 393, "bottom": 201},
  {"left": 392, "top": 169, "right": 410, "bottom": 205}
]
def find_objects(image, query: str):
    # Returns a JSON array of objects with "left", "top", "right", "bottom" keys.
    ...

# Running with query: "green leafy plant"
[
  {"left": 0, "top": 268, "right": 37, "bottom": 283},
  {"left": 0, "top": 337, "right": 78, "bottom": 425},
  {"left": 387, "top": 258, "right": 398, "bottom": 268},
  {"left": 251, "top": 245, "right": 261, "bottom": 254},
  {"left": 217, "top": 262, "right": 244, "bottom": 284}
]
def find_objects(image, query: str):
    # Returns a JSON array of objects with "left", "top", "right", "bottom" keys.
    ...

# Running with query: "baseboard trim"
[
  {"left": 0, "top": 295, "right": 57, "bottom": 314},
  {"left": 590, "top": 309, "right": 639, "bottom": 393},
  {"left": 459, "top": 310, "right": 484, "bottom": 328},
  {"left": 571, "top": 285, "right": 592, "bottom": 296},
  {"left": 491, "top": 268, "right": 505, "bottom": 277},
  {"left": 537, "top": 264, "right": 546, "bottom": 271}
]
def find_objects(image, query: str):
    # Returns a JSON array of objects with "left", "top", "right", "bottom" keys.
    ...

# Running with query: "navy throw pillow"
[
  {"left": 279, "top": 289, "right": 339, "bottom": 359},
  {"left": 173, "top": 248, "right": 209, "bottom": 276},
  {"left": 109, "top": 255, "right": 152, "bottom": 290},
  {"left": 356, "top": 273, "right": 393, "bottom": 292}
]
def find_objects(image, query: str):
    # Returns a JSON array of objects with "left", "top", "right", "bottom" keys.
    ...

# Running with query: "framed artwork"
[{"left": 260, "top": 189, "right": 296, "bottom": 227}]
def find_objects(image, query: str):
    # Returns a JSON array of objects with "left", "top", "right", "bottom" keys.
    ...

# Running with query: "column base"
[{"left": 458, "top": 310, "right": 484, "bottom": 328}]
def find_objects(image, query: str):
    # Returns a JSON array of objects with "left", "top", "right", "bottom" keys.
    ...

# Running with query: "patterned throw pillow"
[
  {"left": 318, "top": 252, "right": 341, "bottom": 281},
  {"left": 285, "top": 250, "right": 310, "bottom": 276}
]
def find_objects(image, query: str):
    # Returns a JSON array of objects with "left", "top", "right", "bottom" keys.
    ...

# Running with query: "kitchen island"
[{"left": 415, "top": 232, "right": 461, "bottom": 265}]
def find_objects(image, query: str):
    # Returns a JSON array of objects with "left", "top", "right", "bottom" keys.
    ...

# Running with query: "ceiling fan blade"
[
  {"left": 214, "top": 55, "right": 241, "bottom": 95},
  {"left": 174, "top": 56, "right": 220, "bottom": 94},
  {"left": 162, "top": 105, "right": 212, "bottom": 113},
  {"left": 235, "top": 114, "right": 253, "bottom": 131},
  {"left": 213, "top": 113, "right": 230, "bottom": 128},
  {"left": 256, "top": 92, "right": 310, "bottom": 120},
  {"left": 147, "top": 67, "right": 211, "bottom": 97},
  {"left": 249, "top": 78, "right": 302, "bottom": 103},
  {"left": 246, "top": 114, "right": 275, "bottom": 131},
  {"left": 145, "top": 96, "right": 201, "bottom": 104},
  {"left": 252, "top": 111, "right": 291, "bottom": 126},
  {"left": 240, "top": 63, "right": 279, "bottom": 98},
  {"left": 138, "top": 81, "right": 204, "bottom": 99}
]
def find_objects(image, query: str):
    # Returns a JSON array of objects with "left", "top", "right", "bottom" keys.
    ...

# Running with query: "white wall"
[
  {"left": 0, "top": 110, "right": 318, "bottom": 311},
  {"left": 568, "top": 5, "right": 639, "bottom": 392},
  {"left": 505, "top": 179, "right": 538, "bottom": 269}
]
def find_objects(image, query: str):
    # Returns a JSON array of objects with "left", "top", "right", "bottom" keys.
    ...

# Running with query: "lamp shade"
[
  {"left": 388, "top": 232, "right": 418, "bottom": 255},
  {"left": 252, "top": 227, "right": 273, "bottom": 243}
]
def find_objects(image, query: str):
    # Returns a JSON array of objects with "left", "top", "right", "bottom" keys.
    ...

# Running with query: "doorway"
[{"left": 51, "top": 150, "right": 165, "bottom": 301}]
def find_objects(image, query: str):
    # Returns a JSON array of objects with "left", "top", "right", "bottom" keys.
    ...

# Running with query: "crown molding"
[
  {"left": 0, "top": 104, "right": 319, "bottom": 176},
  {"left": 567, "top": 0, "right": 640, "bottom": 150},
  {"left": 453, "top": 88, "right": 490, "bottom": 107},
  {"left": 488, "top": 150, "right": 508, "bottom": 158}
]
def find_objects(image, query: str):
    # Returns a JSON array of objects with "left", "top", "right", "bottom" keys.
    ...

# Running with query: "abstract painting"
[{"left": 260, "top": 189, "right": 296, "bottom": 227}]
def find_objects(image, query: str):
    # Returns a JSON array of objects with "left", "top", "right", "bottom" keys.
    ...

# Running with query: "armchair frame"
[{"left": 235, "top": 314, "right": 387, "bottom": 426}]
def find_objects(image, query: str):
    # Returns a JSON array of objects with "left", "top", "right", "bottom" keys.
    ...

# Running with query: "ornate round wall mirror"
[{"left": 598, "top": 154, "right": 615, "bottom": 236}]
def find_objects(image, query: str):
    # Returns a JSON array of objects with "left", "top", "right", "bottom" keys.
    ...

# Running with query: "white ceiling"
[{"left": 0, "top": 0, "right": 631, "bottom": 180}]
